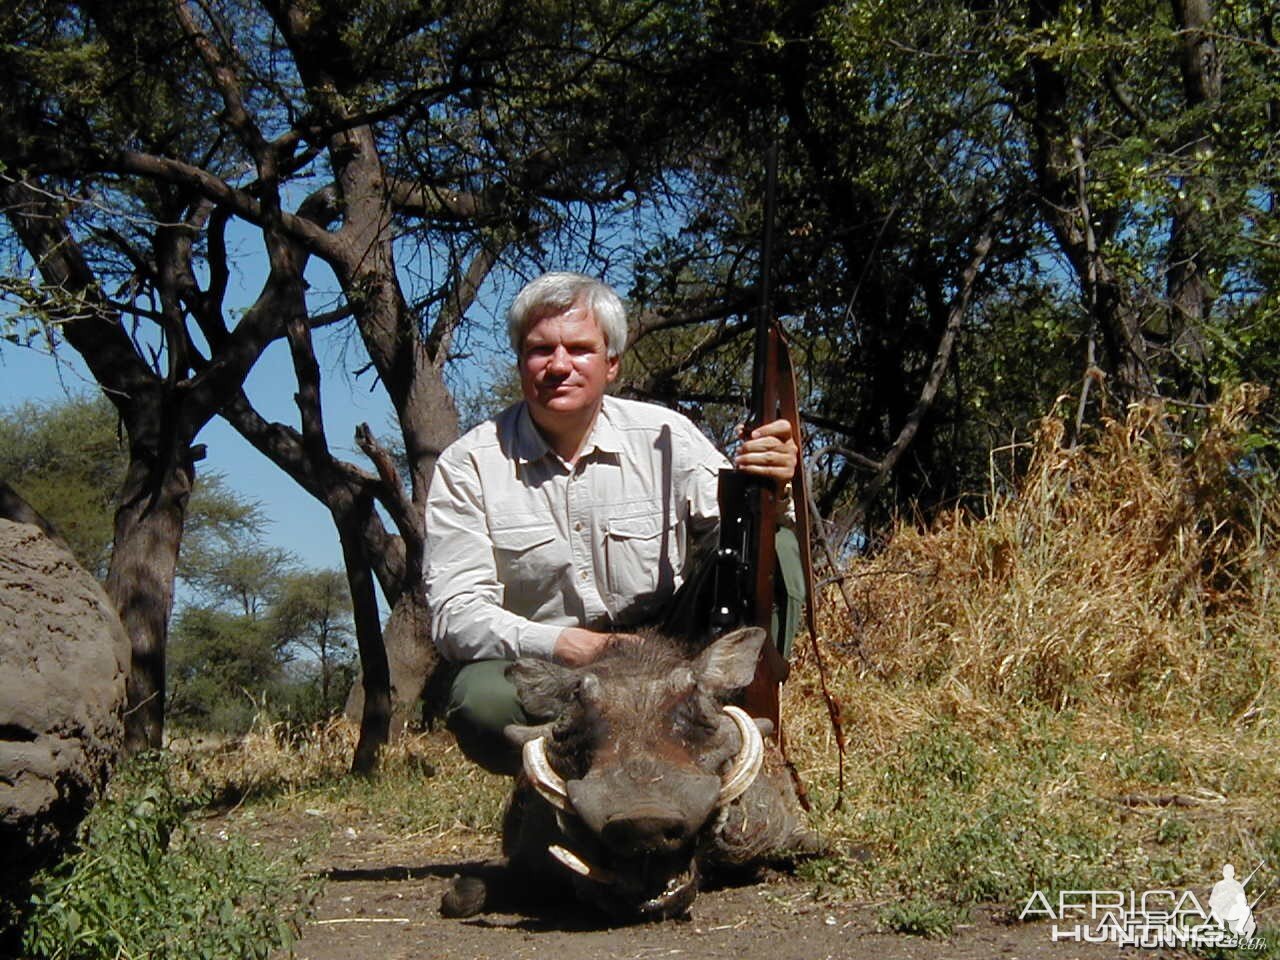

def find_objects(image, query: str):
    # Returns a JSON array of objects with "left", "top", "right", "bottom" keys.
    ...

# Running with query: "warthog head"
[{"left": 501, "top": 626, "right": 773, "bottom": 920}]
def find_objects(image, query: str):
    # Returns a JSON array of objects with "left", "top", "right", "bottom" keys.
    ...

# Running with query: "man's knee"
[
  {"left": 447, "top": 660, "right": 525, "bottom": 727},
  {"left": 445, "top": 660, "right": 528, "bottom": 775}
]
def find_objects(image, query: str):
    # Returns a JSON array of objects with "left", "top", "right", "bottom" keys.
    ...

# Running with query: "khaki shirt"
[{"left": 425, "top": 397, "right": 726, "bottom": 662}]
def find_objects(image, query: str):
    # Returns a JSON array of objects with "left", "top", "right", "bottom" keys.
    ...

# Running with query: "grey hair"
[{"left": 507, "top": 272, "right": 628, "bottom": 359}]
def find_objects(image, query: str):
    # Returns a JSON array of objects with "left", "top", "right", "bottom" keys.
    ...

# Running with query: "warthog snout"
[{"left": 602, "top": 808, "right": 695, "bottom": 856}]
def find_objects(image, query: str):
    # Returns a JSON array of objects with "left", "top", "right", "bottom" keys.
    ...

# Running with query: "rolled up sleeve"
[{"left": 425, "top": 450, "right": 562, "bottom": 662}]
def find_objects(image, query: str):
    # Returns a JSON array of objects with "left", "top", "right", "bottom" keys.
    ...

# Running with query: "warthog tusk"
[
  {"left": 548, "top": 844, "right": 616, "bottom": 884},
  {"left": 717, "top": 705, "right": 764, "bottom": 806},
  {"left": 523, "top": 736, "right": 574, "bottom": 814}
]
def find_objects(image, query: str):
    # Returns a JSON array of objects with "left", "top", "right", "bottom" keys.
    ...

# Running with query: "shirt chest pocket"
[
  {"left": 603, "top": 507, "right": 678, "bottom": 608},
  {"left": 490, "top": 521, "right": 563, "bottom": 596}
]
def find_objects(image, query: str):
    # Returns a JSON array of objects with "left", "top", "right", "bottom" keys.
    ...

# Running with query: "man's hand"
[
  {"left": 733, "top": 417, "right": 798, "bottom": 488},
  {"left": 553, "top": 627, "right": 614, "bottom": 666},
  {"left": 553, "top": 628, "right": 646, "bottom": 666}
]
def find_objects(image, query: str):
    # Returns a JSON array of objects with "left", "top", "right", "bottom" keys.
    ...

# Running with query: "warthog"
[{"left": 441, "top": 626, "right": 817, "bottom": 921}]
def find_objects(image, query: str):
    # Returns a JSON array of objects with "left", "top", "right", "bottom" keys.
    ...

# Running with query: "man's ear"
[
  {"left": 693, "top": 627, "right": 766, "bottom": 694},
  {"left": 605, "top": 352, "right": 620, "bottom": 383}
]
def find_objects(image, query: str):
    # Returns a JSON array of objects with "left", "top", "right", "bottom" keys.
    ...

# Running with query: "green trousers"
[{"left": 445, "top": 527, "right": 805, "bottom": 775}]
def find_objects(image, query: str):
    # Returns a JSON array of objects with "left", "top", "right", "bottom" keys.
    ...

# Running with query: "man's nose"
[{"left": 546, "top": 345, "right": 572, "bottom": 373}]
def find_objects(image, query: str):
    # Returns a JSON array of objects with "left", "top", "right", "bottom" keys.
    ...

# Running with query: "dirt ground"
[{"left": 223, "top": 807, "right": 1196, "bottom": 960}]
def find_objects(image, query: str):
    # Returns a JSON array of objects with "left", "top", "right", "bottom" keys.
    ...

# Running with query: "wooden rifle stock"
[
  {"left": 710, "top": 147, "right": 839, "bottom": 800},
  {"left": 713, "top": 142, "right": 788, "bottom": 728},
  {"left": 739, "top": 328, "right": 788, "bottom": 726}
]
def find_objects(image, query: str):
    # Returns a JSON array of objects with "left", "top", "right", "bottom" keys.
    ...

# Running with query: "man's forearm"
[{"left": 431, "top": 592, "right": 563, "bottom": 663}]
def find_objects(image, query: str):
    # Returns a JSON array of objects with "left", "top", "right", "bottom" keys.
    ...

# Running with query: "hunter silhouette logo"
[{"left": 1209, "top": 863, "right": 1261, "bottom": 939}]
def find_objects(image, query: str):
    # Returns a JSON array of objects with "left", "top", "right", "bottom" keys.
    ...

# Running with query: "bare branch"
[
  {"left": 111, "top": 152, "right": 342, "bottom": 260},
  {"left": 811, "top": 443, "right": 882, "bottom": 473},
  {"left": 425, "top": 238, "right": 503, "bottom": 363},
  {"left": 1, "top": 177, "right": 154, "bottom": 395},
  {"left": 173, "top": 0, "right": 271, "bottom": 165},
  {"left": 388, "top": 178, "right": 498, "bottom": 221},
  {"left": 850, "top": 215, "right": 1001, "bottom": 527},
  {"left": 354, "top": 423, "right": 419, "bottom": 540},
  {"left": 220, "top": 390, "right": 407, "bottom": 600}
]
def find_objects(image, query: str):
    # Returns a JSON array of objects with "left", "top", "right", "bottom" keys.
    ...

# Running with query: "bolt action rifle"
[
  {"left": 707, "top": 147, "right": 846, "bottom": 805},
  {"left": 710, "top": 143, "right": 804, "bottom": 730}
]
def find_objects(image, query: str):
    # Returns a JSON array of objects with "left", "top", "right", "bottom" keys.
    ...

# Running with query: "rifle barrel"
[{"left": 749, "top": 142, "right": 778, "bottom": 422}]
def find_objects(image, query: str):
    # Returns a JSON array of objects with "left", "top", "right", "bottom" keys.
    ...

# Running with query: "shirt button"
[
  {"left": 574, "top": 521, "right": 583, "bottom": 532},
  {"left": 579, "top": 569, "right": 589, "bottom": 581}
]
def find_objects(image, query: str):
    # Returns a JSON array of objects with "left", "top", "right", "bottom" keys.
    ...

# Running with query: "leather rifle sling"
[{"left": 773, "top": 320, "right": 847, "bottom": 807}]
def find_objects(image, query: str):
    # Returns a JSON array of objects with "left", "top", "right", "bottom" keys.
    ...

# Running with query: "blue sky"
[
  {"left": 0, "top": 323, "right": 417, "bottom": 576},
  {"left": 0, "top": 210, "right": 521, "bottom": 588}
]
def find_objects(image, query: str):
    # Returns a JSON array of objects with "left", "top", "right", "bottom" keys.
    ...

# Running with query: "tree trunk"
[
  {"left": 336, "top": 497, "right": 392, "bottom": 775},
  {"left": 323, "top": 125, "right": 458, "bottom": 753},
  {"left": 1166, "top": 0, "right": 1221, "bottom": 394},
  {"left": 2, "top": 179, "right": 203, "bottom": 754},
  {"left": 318, "top": 630, "right": 332, "bottom": 713},
  {"left": 105, "top": 430, "right": 197, "bottom": 752},
  {"left": 343, "top": 584, "right": 439, "bottom": 732}
]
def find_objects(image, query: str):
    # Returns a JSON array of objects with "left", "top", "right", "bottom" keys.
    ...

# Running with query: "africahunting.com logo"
[{"left": 1020, "top": 861, "right": 1268, "bottom": 950}]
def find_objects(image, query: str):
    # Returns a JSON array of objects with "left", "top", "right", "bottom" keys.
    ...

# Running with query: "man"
[{"left": 425, "top": 272, "right": 800, "bottom": 772}]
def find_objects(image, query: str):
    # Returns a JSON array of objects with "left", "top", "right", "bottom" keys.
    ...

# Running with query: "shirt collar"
[
  {"left": 511, "top": 397, "right": 623, "bottom": 465},
  {"left": 512, "top": 402, "right": 552, "bottom": 464},
  {"left": 583, "top": 397, "right": 624, "bottom": 457}
]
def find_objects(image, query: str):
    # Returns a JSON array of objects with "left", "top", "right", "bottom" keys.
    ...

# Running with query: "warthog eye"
[{"left": 670, "top": 690, "right": 718, "bottom": 744}]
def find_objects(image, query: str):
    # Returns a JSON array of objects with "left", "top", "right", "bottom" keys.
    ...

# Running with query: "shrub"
[{"left": 19, "top": 754, "right": 320, "bottom": 960}]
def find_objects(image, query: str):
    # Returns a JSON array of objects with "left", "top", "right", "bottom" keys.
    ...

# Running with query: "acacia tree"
[
  {"left": 169, "top": 562, "right": 355, "bottom": 733},
  {"left": 269, "top": 569, "right": 355, "bottom": 717},
  {"left": 0, "top": 172, "right": 289, "bottom": 753},
  {"left": 2, "top": 0, "right": 717, "bottom": 768}
]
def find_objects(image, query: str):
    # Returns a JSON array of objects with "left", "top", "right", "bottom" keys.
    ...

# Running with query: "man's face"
[{"left": 518, "top": 301, "right": 619, "bottom": 430}]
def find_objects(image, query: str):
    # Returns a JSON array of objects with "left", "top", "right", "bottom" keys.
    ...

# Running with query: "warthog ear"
[
  {"left": 506, "top": 658, "right": 578, "bottom": 720},
  {"left": 693, "top": 627, "right": 767, "bottom": 693}
]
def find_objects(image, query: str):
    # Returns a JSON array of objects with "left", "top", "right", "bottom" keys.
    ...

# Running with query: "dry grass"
[
  {"left": 169, "top": 718, "right": 508, "bottom": 840},
  {"left": 821, "top": 384, "right": 1275, "bottom": 719},
  {"left": 783, "top": 385, "right": 1280, "bottom": 913},
  {"left": 170, "top": 718, "right": 361, "bottom": 794}
]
